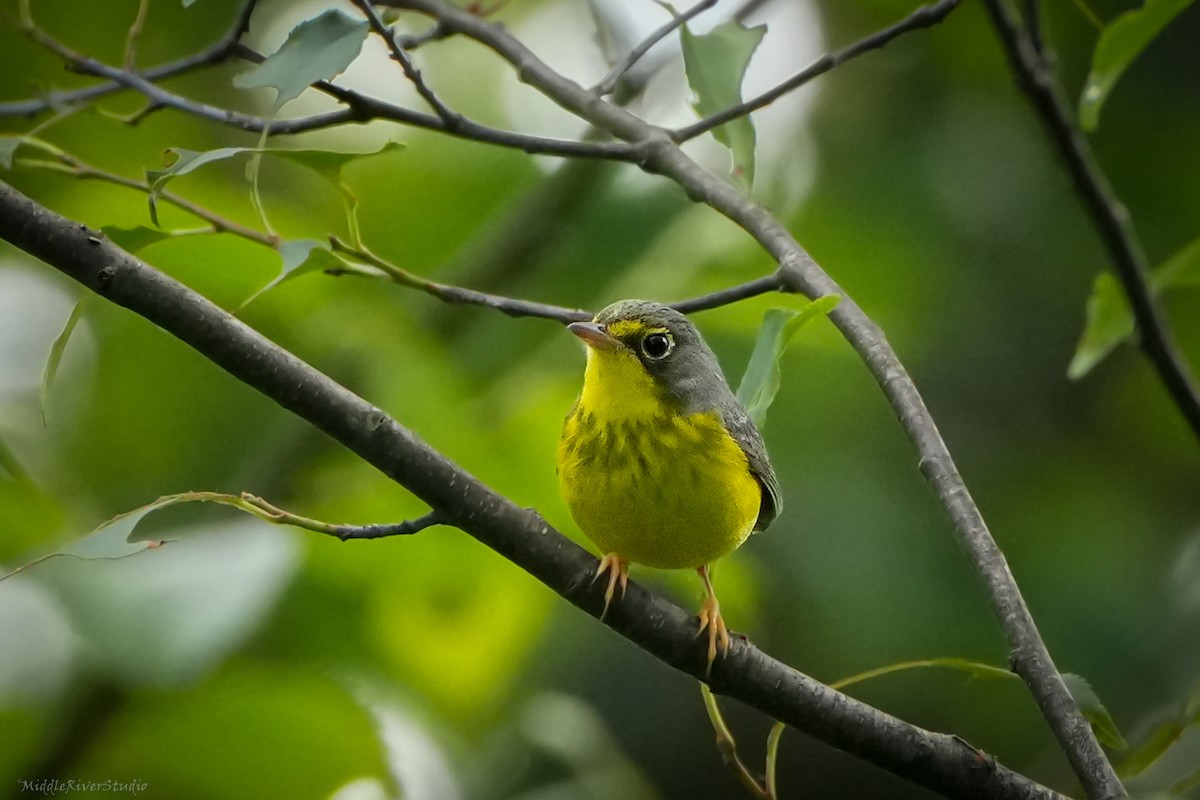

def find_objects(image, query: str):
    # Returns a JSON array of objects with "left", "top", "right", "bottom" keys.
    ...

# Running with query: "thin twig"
[
  {"left": 592, "top": 0, "right": 718, "bottom": 97},
  {"left": 980, "top": 1, "right": 1200, "bottom": 442},
  {"left": 18, "top": 22, "right": 637, "bottom": 160},
  {"left": 351, "top": 0, "right": 463, "bottom": 129},
  {"left": 671, "top": 275, "right": 780, "bottom": 314},
  {"left": 17, "top": 132, "right": 770, "bottom": 325},
  {"left": 1021, "top": 0, "right": 1046, "bottom": 60},
  {"left": 329, "top": 236, "right": 592, "bottom": 322},
  {"left": 672, "top": 0, "right": 962, "bottom": 143},
  {"left": 19, "top": 144, "right": 274, "bottom": 245},
  {"left": 122, "top": 0, "right": 150, "bottom": 70},
  {"left": 396, "top": 19, "right": 453, "bottom": 50},
  {"left": 242, "top": 493, "right": 445, "bottom": 540},
  {"left": 330, "top": 511, "right": 444, "bottom": 540},
  {"left": 331, "top": 235, "right": 791, "bottom": 323},
  {"left": 0, "top": 0, "right": 258, "bottom": 118},
  {"left": 764, "top": 722, "right": 784, "bottom": 800},
  {"left": 382, "top": 0, "right": 1116, "bottom": 795},
  {"left": 701, "top": 684, "right": 770, "bottom": 799}
]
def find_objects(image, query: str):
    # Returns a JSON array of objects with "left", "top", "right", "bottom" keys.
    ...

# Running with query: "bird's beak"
[{"left": 568, "top": 321, "right": 621, "bottom": 352}]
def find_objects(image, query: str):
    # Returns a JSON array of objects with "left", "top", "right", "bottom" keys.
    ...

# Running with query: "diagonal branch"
[
  {"left": 239, "top": 493, "right": 447, "bottom": 540},
  {"left": 329, "top": 236, "right": 592, "bottom": 322},
  {"left": 380, "top": 0, "right": 1119, "bottom": 795},
  {"left": 350, "top": 0, "right": 463, "bottom": 129},
  {"left": 15, "top": 20, "right": 637, "bottom": 160},
  {"left": 330, "top": 235, "right": 783, "bottom": 323},
  {"left": 981, "top": 0, "right": 1200, "bottom": 443},
  {"left": 672, "top": 0, "right": 962, "bottom": 143},
  {"left": 0, "top": 178, "right": 1068, "bottom": 800},
  {"left": 592, "top": 0, "right": 719, "bottom": 97},
  {"left": 0, "top": 0, "right": 259, "bottom": 118}
]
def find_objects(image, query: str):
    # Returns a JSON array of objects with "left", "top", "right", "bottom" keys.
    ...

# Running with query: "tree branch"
[
  {"left": 351, "top": 0, "right": 463, "bottom": 129},
  {"left": 0, "top": 178, "right": 1068, "bottom": 800},
  {"left": 329, "top": 236, "right": 592, "bottom": 323},
  {"left": 330, "top": 235, "right": 783, "bottom": 323},
  {"left": 592, "top": 0, "right": 719, "bottom": 97},
  {"left": 380, "top": 0, "right": 1119, "bottom": 794},
  {"left": 672, "top": 0, "right": 962, "bottom": 143},
  {"left": 239, "top": 493, "right": 447, "bottom": 540},
  {"left": 16, "top": 21, "right": 637, "bottom": 160},
  {"left": 0, "top": 0, "right": 258, "bottom": 119},
  {"left": 981, "top": 0, "right": 1200, "bottom": 445}
]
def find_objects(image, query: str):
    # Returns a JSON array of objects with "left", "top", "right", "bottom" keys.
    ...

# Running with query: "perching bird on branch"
[{"left": 558, "top": 300, "right": 780, "bottom": 671}]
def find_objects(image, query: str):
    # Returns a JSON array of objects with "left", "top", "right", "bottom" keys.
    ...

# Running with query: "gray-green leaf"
[
  {"left": 144, "top": 141, "right": 402, "bottom": 226},
  {"left": 0, "top": 136, "right": 24, "bottom": 170},
  {"left": 1079, "top": 0, "right": 1194, "bottom": 131},
  {"left": 1064, "top": 673, "right": 1128, "bottom": 750},
  {"left": 1068, "top": 235, "right": 1200, "bottom": 379},
  {"left": 238, "top": 239, "right": 347, "bottom": 310},
  {"left": 145, "top": 146, "right": 249, "bottom": 225},
  {"left": 1153, "top": 235, "right": 1200, "bottom": 289},
  {"left": 1119, "top": 721, "right": 1185, "bottom": 778},
  {"left": 40, "top": 300, "right": 86, "bottom": 426},
  {"left": 1068, "top": 273, "right": 1134, "bottom": 380},
  {"left": 232, "top": 10, "right": 369, "bottom": 111},
  {"left": 681, "top": 20, "right": 766, "bottom": 190},
  {"left": 0, "top": 501, "right": 170, "bottom": 584},
  {"left": 0, "top": 135, "right": 63, "bottom": 170},
  {"left": 101, "top": 225, "right": 175, "bottom": 253},
  {"left": 736, "top": 294, "right": 840, "bottom": 429}
]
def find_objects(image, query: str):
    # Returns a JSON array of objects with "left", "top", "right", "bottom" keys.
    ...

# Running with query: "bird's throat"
[{"left": 578, "top": 348, "right": 667, "bottom": 422}]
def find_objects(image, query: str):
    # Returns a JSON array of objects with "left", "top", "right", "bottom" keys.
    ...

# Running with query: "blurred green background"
[{"left": 1, "top": 0, "right": 1198, "bottom": 798}]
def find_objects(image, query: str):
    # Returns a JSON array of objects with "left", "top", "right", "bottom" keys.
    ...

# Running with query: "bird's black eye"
[{"left": 641, "top": 332, "right": 673, "bottom": 360}]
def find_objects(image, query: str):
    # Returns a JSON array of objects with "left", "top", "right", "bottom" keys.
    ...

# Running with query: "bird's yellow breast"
[{"left": 557, "top": 347, "right": 761, "bottom": 569}]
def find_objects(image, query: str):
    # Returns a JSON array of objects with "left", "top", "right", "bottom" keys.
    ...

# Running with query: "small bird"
[{"left": 557, "top": 299, "right": 780, "bottom": 670}]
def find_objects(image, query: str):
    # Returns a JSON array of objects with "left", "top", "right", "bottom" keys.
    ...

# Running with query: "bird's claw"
[
  {"left": 697, "top": 594, "right": 730, "bottom": 677},
  {"left": 594, "top": 553, "right": 629, "bottom": 620}
]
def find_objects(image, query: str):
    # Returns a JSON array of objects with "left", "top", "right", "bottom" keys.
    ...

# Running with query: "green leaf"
[
  {"left": 0, "top": 135, "right": 63, "bottom": 170},
  {"left": 101, "top": 225, "right": 175, "bottom": 253},
  {"left": 1069, "top": 235, "right": 1200, "bottom": 379},
  {"left": 1119, "top": 721, "right": 1185, "bottom": 777},
  {"left": 736, "top": 295, "right": 839, "bottom": 429},
  {"left": 0, "top": 499, "right": 173, "bottom": 584},
  {"left": 1169, "top": 763, "right": 1200, "bottom": 797},
  {"left": 238, "top": 239, "right": 347, "bottom": 310},
  {"left": 1154, "top": 235, "right": 1200, "bottom": 290},
  {"left": 27, "top": 498, "right": 299, "bottom": 686},
  {"left": 681, "top": 20, "right": 767, "bottom": 190},
  {"left": 829, "top": 657, "right": 1016, "bottom": 692},
  {"left": 146, "top": 146, "right": 249, "bottom": 225},
  {"left": 1063, "top": 673, "right": 1128, "bottom": 750},
  {"left": 1079, "top": 0, "right": 1194, "bottom": 131},
  {"left": 40, "top": 300, "right": 86, "bottom": 427},
  {"left": 1068, "top": 272, "right": 1134, "bottom": 380},
  {"left": 232, "top": 10, "right": 369, "bottom": 111},
  {"left": 144, "top": 141, "right": 402, "bottom": 227},
  {"left": 269, "top": 140, "right": 404, "bottom": 194},
  {"left": 0, "top": 136, "right": 23, "bottom": 170}
]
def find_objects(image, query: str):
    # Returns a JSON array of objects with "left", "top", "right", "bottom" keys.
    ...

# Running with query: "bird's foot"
[
  {"left": 593, "top": 552, "right": 629, "bottom": 620},
  {"left": 696, "top": 593, "right": 731, "bottom": 676}
]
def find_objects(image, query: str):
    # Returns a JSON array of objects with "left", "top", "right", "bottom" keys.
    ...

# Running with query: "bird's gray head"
[{"left": 569, "top": 299, "right": 733, "bottom": 413}]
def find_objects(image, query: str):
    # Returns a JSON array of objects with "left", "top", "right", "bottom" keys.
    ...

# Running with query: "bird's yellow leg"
[
  {"left": 593, "top": 553, "right": 630, "bottom": 619},
  {"left": 696, "top": 565, "right": 731, "bottom": 674}
]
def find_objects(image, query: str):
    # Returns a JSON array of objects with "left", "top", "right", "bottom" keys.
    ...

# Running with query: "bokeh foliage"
[{"left": 1, "top": 1, "right": 1198, "bottom": 798}]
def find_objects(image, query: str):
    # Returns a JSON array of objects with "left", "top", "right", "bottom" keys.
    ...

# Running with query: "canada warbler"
[{"left": 557, "top": 300, "right": 780, "bottom": 669}]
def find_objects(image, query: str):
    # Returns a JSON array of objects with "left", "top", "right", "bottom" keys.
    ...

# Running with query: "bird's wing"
[{"left": 721, "top": 404, "right": 781, "bottom": 532}]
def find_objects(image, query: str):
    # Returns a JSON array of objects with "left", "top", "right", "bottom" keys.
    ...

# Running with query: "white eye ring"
[{"left": 641, "top": 332, "right": 673, "bottom": 360}]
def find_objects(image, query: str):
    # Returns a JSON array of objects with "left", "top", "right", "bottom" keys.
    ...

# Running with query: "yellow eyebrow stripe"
[{"left": 605, "top": 320, "right": 667, "bottom": 339}]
